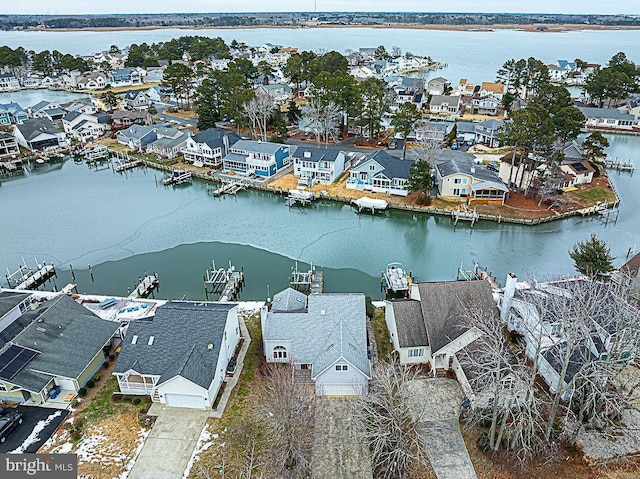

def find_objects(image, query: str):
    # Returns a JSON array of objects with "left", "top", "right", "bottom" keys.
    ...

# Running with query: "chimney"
[
  {"left": 470, "top": 166, "right": 476, "bottom": 174},
  {"left": 500, "top": 273, "right": 518, "bottom": 321},
  {"left": 304, "top": 151, "right": 312, "bottom": 158}
]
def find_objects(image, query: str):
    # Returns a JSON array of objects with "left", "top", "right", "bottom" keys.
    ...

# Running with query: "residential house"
[
  {"left": 479, "top": 81, "right": 506, "bottom": 99},
  {"left": 124, "top": 90, "right": 151, "bottom": 109},
  {"left": 62, "top": 111, "right": 109, "bottom": 143},
  {"left": 427, "top": 77, "right": 450, "bottom": 96},
  {"left": 182, "top": 128, "right": 240, "bottom": 167},
  {"left": 0, "top": 73, "right": 20, "bottom": 92},
  {"left": 578, "top": 107, "right": 638, "bottom": 131},
  {"left": 458, "top": 79, "right": 476, "bottom": 96},
  {"left": 0, "top": 102, "right": 28, "bottom": 125},
  {"left": 223, "top": 140, "right": 294, "bottom": 177},
  {"left": 429, "top": 95, "right": 462, "bottom": 116},
  {"left": 113, "top": 301, "right": 240, "bottom": 409},
  {"left": 549, "top": 65, "right": 568, "bottom": 82},
  {"left": 0, "top": 131, "right": 20, "bottom": 158},
  {"left": 109, "top": 67, "right": 143, "bottom": 87},
  {"left": 612, "top": 252, "right": 640, "bottom": 299},
  {"left": 143, "top": 68, "right": 164, "bottom": 84},
  {"left": 261, "top": 289, "right": 371, "bottom": 396},
  {"left": 116, "top": 125, "right": 157, "bottom": 150},
  {"left": 146, "top": 127, "right": 191, "bottom": 159},
  {"left": 256, "top": 83, "right": 293, "bottom": 103},
  {"left": 0, "top": 294, "right": 120, "bottom": 404},
  {"left": 472, "top": 94, "right": 502, "bottom": 116},
  {"left": 347, "top": 150, "right": 414, "bottom": 197},
  {"left": 146, "top": 86, "right": 164, "bottom": 103},
  {"left": 29, "top": 101, "right": 65, "bottom": 121},
  {"left": 292, "top": 146, "right": 346, "bottom": 186},
  {"left": 474, "top": 119, "right": 504, "bottom": 148},
  {"left": 456, "top": 121, "right": 476, "bottom": 145},
  {"left": 76, "top": 72, "right": 108, "bottom": 90},
  {"left": 63, "top": 101, "right": 97, "bottom": 116},
  {"left": 415, "top": 121, "right": 455, "bottom": 144},
  {"left": 560, "top": 160, "right": 595, "bottom": 186},
  {"left": 435, "top": 153, "right": 508, "bottom": 204},
  {"left": 110, "top": 110, "right": 153, "bottom": 129},
  {"left": 22, "top": 77, "right": 42, "bottom": 88},
  {"left": 13, "top": 118, "right": 68, "bottom": 151}
]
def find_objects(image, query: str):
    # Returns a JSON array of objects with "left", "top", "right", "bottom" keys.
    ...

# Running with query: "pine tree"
[{"left": 569, "top": 234, "right": 616, "bottom": 281}]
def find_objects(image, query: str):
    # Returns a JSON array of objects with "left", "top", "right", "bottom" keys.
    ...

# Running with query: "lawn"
[
  {"left": 566, "top": 186, "right": 617, "bottom": 206},
  {"left": 370, "top": 307, "right": 393, "bottom": 360}
]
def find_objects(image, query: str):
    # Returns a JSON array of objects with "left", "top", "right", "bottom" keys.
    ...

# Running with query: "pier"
[
  {"left": 209, "top": 180, "right": 250, "bottom": 197},
  {"left": 127, "top": 273, "right": 159, "bottom": 299},
  {"left": 456, "top": 262, "right": 499, "bottom": 289},
  {"left": 84, "top": 145, "right": 110, "bottom": 162},
  {"left": 162, "top": 169, "right": 192, "bottom": 186},
  {"left": 452, "top": 205, "right": 479, "bottom": 226},
  {"left": 289, "top": 263, "right": 324, "bottom": 294},
  {"left": 604, "top": 158, "right": 634, "bottom": 173},
  {"left": 113, "top": 152, "right": 141, "bottom": 172},
  {"left": 287, "top": 188, "right": 315, "bottom": 207},
  {"left": 5, "top": 260, "right": 56, "bottom": 290},
  {"left": 204, "top": 260, "right": 245, "bottom": 301}
]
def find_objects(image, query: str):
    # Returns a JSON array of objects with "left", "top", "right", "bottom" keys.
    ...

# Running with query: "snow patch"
[
  {"left": 182, "top": 424, "right": 213, "bottom": 479},
  {"left": 12, "top": 410, "right": 62, "bottom": 453}
]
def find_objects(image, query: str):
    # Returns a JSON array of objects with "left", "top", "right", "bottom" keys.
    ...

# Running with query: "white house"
[
  {"left": 256, "top": 83, "right": 293, "bottom": 103},
  {"left": 429, "top": 95, "right": 461, "bottom": 115},
  {"left": 292, "top": 146, "right": 346, "bottom": 186},
  {"left": 124, "top": 90, "right": 151, "bottom": 109},
  {"left": 261, "top": 289, "right": 371, "bottom": 396},
  {"left": 76, "top": 72, "right": 108, "bottom": 91},
  {"left": 62, "top": 112, "right": 109, "bottom": 143},
  {"left": 435, "top": 153, "right": 508, "bottom": 204},
  {"left": 578, "top": 107, "right": 639, "bottom": 131},
  {"left": 146, "top": 127, "right": 191, "bottom": 159},
  {"left": 0, "top": 131, "right": 20, "bottom": 158},
  {"left": 472, "top": 94, "right": 502, "bottom": 116},
  {"left": 559, "top": 161, "right": 595, "bottom": 186},
  {"left": 0, "top": 73, "right": 20, "bottom": 92},
  {"left": 113, "top": 301, "right": 240, "bottom": 409},
  {"left": 427, "top": 77, "right": 450, "bottom": 96},
  {"left": 479, "top": 81, "right": 506, "bottom": 100},
  {"left": 181, "top": 128, "right": 240, "bottom": 167},
  {"left": 347, "top": 150, "right": 414, "bottom": 196}
]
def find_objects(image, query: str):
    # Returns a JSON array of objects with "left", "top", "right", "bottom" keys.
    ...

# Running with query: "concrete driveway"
[
  {"left": 405, "top": 379, "right": 478, "bottom": 479},
  {"left": 127, "top": 407, "right": 208, "bottom": 479}
]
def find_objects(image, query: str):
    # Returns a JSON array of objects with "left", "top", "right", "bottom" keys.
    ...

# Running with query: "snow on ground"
[
  {"left": 11, "top": 410, "right": 62, "bottom": 453},
  {"left": 116, "top": 429, "right": 151, "bottom": 479},
  {"left": 237, "top": 301, "right": 264, "bottom": 314},
  {"left": 182, "top": 424, "right": 215, "bottom": 479}
]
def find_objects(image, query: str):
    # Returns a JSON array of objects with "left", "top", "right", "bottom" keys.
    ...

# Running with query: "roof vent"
[
  {"left": 131, "top": 335, "right": 138, "bottom": 345},
  {"left": 36, "top": 326, "right": 47, "bottom": 333},
  {"left": 320, "top": 309, "right": 326, "bottom": 316},
  {"left": 304, "top": 151, "right": 312, "bottom": 158},
  {"left": 326, "top": 343, "right": 334, "bottom": 351},
  {"left": 207, "top": 343, "right": 213, "bottom": 350},
  {"left": 148, "top": 336, "right": 155, "bottom": 346}
]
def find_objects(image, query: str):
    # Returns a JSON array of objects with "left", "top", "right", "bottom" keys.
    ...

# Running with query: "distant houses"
[
  {"left": 578, "top": 107, "right": 639, "bottom": 131},
  {"left": 0, "top": 102, "right": 28, "bottom": 125},
  {"left": 0, "top": 131, "right": 20, "bottom": 158},
  {"left": 0, "top": 73, "right": 20, "bottom": 92}
]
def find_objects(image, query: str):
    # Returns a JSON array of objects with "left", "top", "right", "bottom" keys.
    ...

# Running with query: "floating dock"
[
  {"left": 204, "top": 260, "right": 245, "bottom": 301},
  {"left": 127, "top": 273, "right": 159, "bottom": 299},
  {"left": 163, "top": 169, "right": 192, "bottom": 186},
  {"left": 352, "top": 196, "right": 388, "bottom": 214},
  {"left": 290, "top": 263, "right": 324, "bottom": 294},
  {"left": 5, "top": 260, "right": 56, "bottom": 290}
]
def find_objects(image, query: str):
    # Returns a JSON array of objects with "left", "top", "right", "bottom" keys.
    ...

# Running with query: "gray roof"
[
  {"left": 456, "top": 121, "right": 476, "bottom": 134},
  {"left": 474, "top": 119, "right": 504, "bottom": 131},
  {"left": 388, "top": 299, "right": 428, "bottom": 348},
  {"left": 542, "top": 340, "right": 596, "bottom": 384},
  {"left": 192, "top": 128, "right": 240, "bottom": 150},
  {"left": 263, "top": 293, "right": 370, "bottom": 379},
  {"left": 292, "top": 147, "right": 342, "bottom": 163},
  {"left": 30, "top": 100, "right": 50, "bottom": 112},
  {"left": 15, "top": 118, "right": 61, "bottom": 141},
  {"left": 436, "top": 154, "right": 505, "bottom": 184},
  {"left": 271, "top": 288, "right": 307, "bottom": 312},
  {"left": 117, "top": 125, "right": 155, "bottom": 141},
  {"left": 578, "top": 107, "right": 635, "bottom": 121},
  {"left": 416, "top": 280, "right": 497, "bottom": 353},
  {"left": 45, "top": 108, "right": 65, "bottom": 117},
  {"left": 113, "top": 301, "right": 235, "bottom": 390},
  {"left": 356, "top": 150, "right": 415, "bottom": 180},
  {"left": 0, "top": 292, "right": 30, "bottom": 320},
  {"left": 63, "top": 111, "right": 82, "bottom": 122},
  {"left": 430, "top": 95, "right": 460, "bottom": 107},
  {"left": 150, "top": 132, "right": 189, "bottom": 149},
  {"left": 4, "top": 295, "right": 119, "bottom": 392},
  {"left": 471, "top": 180, "right": 509, "bottom": 193},
  {"left": 223, "top": 152, "right": 249, "bottom": 164},
  {"left": 429, "top": 77, "right": 448, "bottom": 84},
  {"left": 231, "top": 139, "right": 290, "bottom": 155},
  {"left": 111, "top": 110, "right": 150, "bottom": 121}
]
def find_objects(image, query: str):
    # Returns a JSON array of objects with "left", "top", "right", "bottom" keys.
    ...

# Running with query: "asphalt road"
[{"left": 0, "top": 405, "right": 68, "bottom": 453}]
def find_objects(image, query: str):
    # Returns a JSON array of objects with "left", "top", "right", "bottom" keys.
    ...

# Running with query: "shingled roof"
[{"left": 388, "top": 299, "right": 428, "bottom": 348}]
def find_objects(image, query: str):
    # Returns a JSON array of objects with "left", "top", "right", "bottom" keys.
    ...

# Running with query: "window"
[
  {"left": 408, "top": 348, "right": 424, "bottom": 358},
  {"left": 501, "top": 377, "right": 515, "bottom": 390},
  {"left": 273, "top": 346, "right": 287, "bottom": 359},
  {"left": 335, "top": 364, "right": 348, "bottom": 371},
  {"left": 550, "top": 323, "right": 561, "bottom": 336},
  {"left": 369, "top": 165, "right": 375, "bottom": 171}
]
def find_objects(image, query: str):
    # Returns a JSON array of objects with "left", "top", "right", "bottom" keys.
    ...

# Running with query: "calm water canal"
[{"left": 1, "top": 134, "right": 638, "bottom": 300}]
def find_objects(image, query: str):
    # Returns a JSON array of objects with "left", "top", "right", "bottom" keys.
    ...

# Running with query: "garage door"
[
  {"left": 164, "top": 393, "right": 207, "bottom": 409},
  {"left": 317, "top": 384, "right": 362, "bottom": 396},
  {"left": 55, "top": 378, "right": 75, "bottom": 390}
]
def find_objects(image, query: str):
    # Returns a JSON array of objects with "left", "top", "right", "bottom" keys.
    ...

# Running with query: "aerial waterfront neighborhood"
[{"left": 1, "top": 5, "right": 640, "bottom": 479}]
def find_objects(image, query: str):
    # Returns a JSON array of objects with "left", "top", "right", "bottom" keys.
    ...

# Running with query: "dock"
[
  {"left": 352, "top": 196, "right": 388, "bottom": 214},
  {"left": 452, "top": 205, "right": 479, "bottom": 226},
  {"left": 204, "top": 260, "right": 245, "bottom": 301},
  {"left": 163, "top": 169, "right": 192, "bottom": 186},
  {"left": 5, "top": 260, "right": 56, "bottom": 290},
  {"left": 604, "top": 158, "right": 634, "bottom": 173},
  {"left": 127, "top": 273, "right": 159, "bottom": 299},
  {"left": 290, "top": 263, "right": 324, "bottom": 294},
  {"left": 209, "top": 180, "right": 249, "bottom": 197},
  {"left": 456, "top": 262, "right": 499, "bottom": 289},
  {"left": 84, "top": 145, "right": 111, "bottom": 162},
  {"left": 287, "top": 188, "right": 316, "bottom": 207}
]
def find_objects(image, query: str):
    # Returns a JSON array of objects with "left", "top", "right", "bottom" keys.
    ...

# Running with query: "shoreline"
[{"left": 8, "top": 23, "right": 640, "bottom": 34}]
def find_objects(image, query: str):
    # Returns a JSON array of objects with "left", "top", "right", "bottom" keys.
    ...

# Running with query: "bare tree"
[
  {"left": 304, "top": 98, "right": 341, "bottom": 147},
  {"left": 353, "top": 360, "right": 428, "bottom": 479},
  {"left": 412, "top": 130, "right": 440, "bottom": 169},
  {"left": 244, "top": 93, "right": 275, "bottom": 141},
  {"left": 254, "top": 364, "right": 315, "bottom": 479}
]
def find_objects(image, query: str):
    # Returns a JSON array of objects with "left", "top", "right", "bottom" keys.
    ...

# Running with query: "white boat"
[
  {"left": 287, "top": 187, "right": 315, "bottom": 206},
  {"left": 352, "top": 196, "right": 388, "bottom": 213},
  {"left": 384, "top": 262, "right": 409, "bottom": 293}
]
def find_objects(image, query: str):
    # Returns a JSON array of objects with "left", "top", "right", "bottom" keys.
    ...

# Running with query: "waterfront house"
[
  {"left": 435, "top": 153, "right": 508, "bottom": 204},
  {"left": 458, "top": 78, "right": 476, "bottom": 96},
  {"left": 0, "top": 102, "right": 28, "bottom": 125},
  {"left": 146, "top": 127, "right": 191, "bottom": 159},
  {"left": 578, "top": 107, "right": 639, "bottom": 131},
  {"left": 429, "top": 95, "right": 462, "bottom": 116},
  {"left": 256, "top": 83, "right": 293, "bottom": 103},
  {"left": 116, "top": 125, "right": 157, "bottom": 150},
  {"left": 124, "top": 90, "right": 151, "bottom": 109},
  {"left": 0, "top": 131, "right": 20, "bottom": 158},
  {"left": 559, "top": 160, "right": 595, "bottom": 186},
  {"left": 479, "top": 81, "right": 506, "bottom": 99},
  {"left": 113, "top": 301, "right": 239, "bottom": 409},
  {"left": 292, "top": 146, "right": 346, "bottom": 186},
  {"left": 261, "top": 289, "right": 371, "bottom": 396},
  {"left": 109, "top": 67, "right": 143, "bottom": 87},
  {"left": 0, "top": 294, "right": 120, "bottom": 404},
  {"left": 63, "top": 100, "right": 97, "bottom": 116},
  {"left": 76, "top": 72, "right": 108, "bottom": 90},
  {"left": 181, "top": 128, "right": 240, "bottom": 167},
  {"left": 612, "top": 253, "right": 640, "bottom": 299},
  {"left": 474, "top": 119, "right": 504, "bottom": 148},
  {"left": 0, "top": 73, "right": 20, "bottom": 92},
  {"left": 427, "top": 77, "right": 450, "bottom": 96},
  {"left": 347, "top": 150, "right": 414, "bottom": 196},
  {"left": 223, "top": 140, "right": 294, "bottom": 177},
  {"left": 13, "top": 118, "right": 68, "bottom": 151},
  {"left": 472, "top": 94, "right": 502, "bottom": 116},
  {"left": 110, "top": 110, "right": 153, "bottom": 128},
  {"left": 29, "top": 101, "right": 65, "bottom": 121},
  {"left": 22, "top": 77, "right": 43, "bottom": 88},
  {"left": 62, "top": 111, "right": 109, "bottom": 143}
]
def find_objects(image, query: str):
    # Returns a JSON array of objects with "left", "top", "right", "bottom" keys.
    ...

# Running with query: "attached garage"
[
  {"left": 316, "top": 383, "right": 364, "bottom": 396},
  {"left": 164, "top": 393, "right": 207, "bottom": 409},
  {"left": 54, "top": 378, "right": 76, "bottom": 390}
]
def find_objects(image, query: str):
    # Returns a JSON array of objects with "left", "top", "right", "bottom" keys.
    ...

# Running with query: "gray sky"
[{"left": 0, "top": 1, "right": 637, "bottom": 16}]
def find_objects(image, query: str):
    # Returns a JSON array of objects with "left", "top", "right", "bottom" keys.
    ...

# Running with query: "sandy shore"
[{"left": 16, "top": 23, "right": 640, "bottom": 34}]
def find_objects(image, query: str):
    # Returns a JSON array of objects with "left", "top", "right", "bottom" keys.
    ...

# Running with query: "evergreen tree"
[
  {"left": 582, "top": 132, "right": 610, "bottom": 163},
  {"left": 391, "top": 103, "right": 422, "bottom": 159},
  {"left": 569, "top": 234, "right": 616, "bottom": 281},
  {"left": 405, "top": 158, "right": 433, "bottom": 195}
]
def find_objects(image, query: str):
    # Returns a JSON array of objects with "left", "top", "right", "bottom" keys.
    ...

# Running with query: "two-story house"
[
  {"left": 62, "top": 111, "right": 110, "bottom": 143},
  {"left": 13, "top": 118, "right": 68, "bottom": 151},
  {"left": 124, "top": 90, "right": 151, "bottom": 109},
  {"left": 347, "top": 150, "right": 414, "bottom": 197},
  {"left": 435, "top": 153, "right": 508, "bottom": 204},
  {"left": 0, "top": 102, "right": 28, "bottom": 125},
  {"left": 292, "top": 146, "right": 346, "bottom": 186},
  {"left": 116, "top": 125, "right": 158, "bottom": 150},
  {"left": 223, "top": 140, "right": 294, "bottom": 177},
  {"left": 0, "top": 131, "right": 20, "bottom": 158},
  {"left": 146, "top": 127, "right": 191, "bottom": 159},
  {"left": 578, "top": 107, "right": 639, "bottom": 131},
  {"left": 110, "top": 110, "right": 153, "bottom": 129},
  {"left": 0, "top": 73, "right": 20, "bottom": 92},
  {"left": 429, "top": 95, "right": 462, "bottom": 116},
  {"left": 472, "top": 94, "right": 502, "bottom": 116},
  {"left": 474, "top": 119, "right": 504, "bottom": 148},
  {"left": 29, "top": 101, "right": 65, "bottom": 121},
  {"left": 109, "top": 67, "right": 143, "bottom": 87},
  {"left": 427, "top": 77, "right": 450, "bottom": 96},
  {"left": 76, "top": 72, "right": 108, "bottom": 90},
  {"left": 182, "top": 128, "right": 241, "bottom": 167}
]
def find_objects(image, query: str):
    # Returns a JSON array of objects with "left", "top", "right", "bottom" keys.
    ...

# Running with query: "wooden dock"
[
  {"left": 290, "top": 263, "right": 324, "bottom": 295},
  {"left": 452, "top": 205, "right": 479, "bottom": 226},
  {"left": 127, "top": 273, "right": 159, "bottom": 299},
  {"left": 604, "top": 158, "right": 635, "bottom": 173},
  {"left": 204, "top": 260, "right": 245, "bottom": 301},
  {"left": 5, "top": 261, "right": 56, "bottom": 290},
  {"left": 163, "top": 169, "right": 192, "bottom": 186},
  {"left": 209, "top": 180, "right": 249, "bottom": 197}
]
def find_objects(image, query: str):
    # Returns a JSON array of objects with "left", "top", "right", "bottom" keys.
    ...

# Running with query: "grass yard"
[
  {"left": 566, "top": 186, "right": 617, "bottom": 206},
  {"left": 370, "top": 307, "right": 393, "bottom": 360}
]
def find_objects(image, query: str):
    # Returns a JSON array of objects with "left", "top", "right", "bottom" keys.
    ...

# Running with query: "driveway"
[
  {"left": 312, "top": 399, "right": 372, "bottom": 479},
  {"left": 127, "top": 407, "right": 208, "bottom": 479},
  {"left": 405, "top": 379, "right": 478, "bottom": 479},
  {"left": 0, "top": 405, "right": 68, "bottom": 453}
]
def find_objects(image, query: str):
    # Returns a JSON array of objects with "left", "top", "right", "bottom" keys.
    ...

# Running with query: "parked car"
[
  {"left": 0, "top": 406, "right": 23, "bottom": 443},
  {"left": 226, "top": 357, "right": 237, "bottom": 375},
  {"left": 388, "top": 139, "right": 398, "bottom": 149},
  {"left": 486, "top": 163, "right": 499, "bottom": 172}
]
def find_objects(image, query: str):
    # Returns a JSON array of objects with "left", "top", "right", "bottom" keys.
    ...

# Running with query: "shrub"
[
  {"left": 132, "top": 397, "right": 142, "bottom": 405},
  {"left": 86, "top": 380, "right": 95, "bottom": 389},
  {"left": 365, "top": 296, "right": 375, "bottom": 319},
  {"left": 92, "top": 374, "right": 101, "bottom": 382},
  {"left": 78, "top": 387, "right": 87, "bottom": 397},
  {"left": 109, "top": 354, "right": 116, "bottom": 361},
  {"left": 69, "top": 429, "right": 83, "bottom": 441},
  {"left": 416, "top": 193, "right": 432, "bottom": 206}
]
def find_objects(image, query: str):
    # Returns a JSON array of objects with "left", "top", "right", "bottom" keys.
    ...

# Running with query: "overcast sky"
[{"left": 0, "top": 1, "right": 637, "bottom": 16}]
